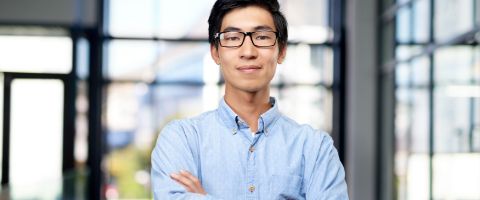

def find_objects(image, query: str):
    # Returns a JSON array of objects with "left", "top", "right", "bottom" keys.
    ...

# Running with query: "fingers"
[
  {"left": 170, "top": 170, "right": 207, "bottom": 195},
  {"left": 170, "top": 173, "right": 193, "bottom": 191},
  {"left": 179, "top": 170, "right": 201, "bottom": 185}
]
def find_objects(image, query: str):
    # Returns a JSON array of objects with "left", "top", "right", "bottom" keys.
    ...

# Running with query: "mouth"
[{"left": 237, "top": 65, "right": 262, "bottom": 73}]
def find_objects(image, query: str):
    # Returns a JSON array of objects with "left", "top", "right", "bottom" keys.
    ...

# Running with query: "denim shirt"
[{"left": 151, "top": 97, "right": 349, "bottom": 200}]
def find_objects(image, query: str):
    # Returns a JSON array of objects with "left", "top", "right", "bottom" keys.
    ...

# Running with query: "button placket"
[
  {"left": 249, "top": 185, "right": 255, "bottom": 192},
  {"left": 249, "top": 145, "right": 255, "bottom": 152},
  {"left": 246, "top": 138, "right": 257, "bottom": 198}
]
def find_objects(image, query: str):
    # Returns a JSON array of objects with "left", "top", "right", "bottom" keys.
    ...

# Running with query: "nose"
[{"left": 239, "top": 35, "right": 258, "bottom": 60}]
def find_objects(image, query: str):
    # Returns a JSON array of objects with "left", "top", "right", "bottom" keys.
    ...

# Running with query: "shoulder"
[
  {"left": 276, "top": 114, "right": 334, "bottom": 147},
  {"left": 187, "top": 109, "right": 217, "bottom": 125},
  {"left": 158, "top": 110, "right": 217, "bottom": 139},
  {"left": 277, "top": 114, "right": 330, "bottom": 137}
]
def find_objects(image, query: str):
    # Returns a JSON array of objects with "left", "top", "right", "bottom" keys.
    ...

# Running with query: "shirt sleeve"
[
  {"left": 151, "top": 120, "right": 222, "bottom": 200},
  {"left": 304, "top": 132, "right": 349, "bottom": 200}
]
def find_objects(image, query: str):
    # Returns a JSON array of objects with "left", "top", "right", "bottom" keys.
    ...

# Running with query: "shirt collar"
[{"left": 217, "top": 97, "right": 280, "bottom": 136}]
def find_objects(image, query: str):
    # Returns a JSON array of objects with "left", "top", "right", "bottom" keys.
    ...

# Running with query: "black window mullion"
[
  {"left": 329, "top": 0, "right": 346, "bottom": 163},
  {"left": 1, "top": 74, "right": 12, "bottom": 186},
  {"left": 61, "top": 29, "right": 80, "bottom": 199}
]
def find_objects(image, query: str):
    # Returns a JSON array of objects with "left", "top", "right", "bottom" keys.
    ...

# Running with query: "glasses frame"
[{"left": 214, "top": 31, "right": 278, "bottom": 48}]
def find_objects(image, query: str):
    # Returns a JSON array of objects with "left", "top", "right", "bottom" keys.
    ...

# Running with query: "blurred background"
[{"left": 0, "top": 0, "right": 478, "bottom": 199}]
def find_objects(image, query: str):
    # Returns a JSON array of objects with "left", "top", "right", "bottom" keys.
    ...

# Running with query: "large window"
[
  {"left": 379, "top": 0, "right": 480, "bottom": 199},
  {"left": 0, "top": 27, "right": 84, "bottom": 199},
  {"left": 103, "top": 0, "right": 339, "bottom": 198}
]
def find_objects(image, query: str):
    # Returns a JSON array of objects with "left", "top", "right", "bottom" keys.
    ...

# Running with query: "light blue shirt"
[{"left": 151, "top": 97, "right": 349, "bottom": 199}]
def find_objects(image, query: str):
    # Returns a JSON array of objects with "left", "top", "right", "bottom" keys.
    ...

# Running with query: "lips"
[{"left": 237, "top": 65, "right": 262, "bottom": 73}]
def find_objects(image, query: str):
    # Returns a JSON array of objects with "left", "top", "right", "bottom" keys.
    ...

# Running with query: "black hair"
[{"left": 208, "top": 0, "right": 288, "bottom": 50}]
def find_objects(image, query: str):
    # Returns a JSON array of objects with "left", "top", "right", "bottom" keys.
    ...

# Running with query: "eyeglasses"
[{"left": 214, "top": 31, "right": 278, "bottom": 47}]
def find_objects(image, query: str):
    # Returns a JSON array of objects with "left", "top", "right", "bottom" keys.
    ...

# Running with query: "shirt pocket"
[{"left": 269, "top": 174, "right": 304, "bottom": 200}]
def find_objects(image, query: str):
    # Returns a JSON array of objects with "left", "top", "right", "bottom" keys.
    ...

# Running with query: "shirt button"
[
  {"left": 249, "top": 185, "right": 255, "bottom": 193},
  {"left": 249, "top": 146, "right": 255, "bottom": 152}
]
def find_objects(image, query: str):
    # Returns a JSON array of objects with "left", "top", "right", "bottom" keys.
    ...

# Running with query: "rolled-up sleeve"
[{"left": 151, "top": 120, "right": 221, "bottom": 200}]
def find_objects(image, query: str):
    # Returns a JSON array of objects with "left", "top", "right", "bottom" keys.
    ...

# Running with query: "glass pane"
[
  {"left": 10, "top": 79, "right": 64, "bottom": 199},
  {"left": 433, "top": 154, "right": 480, "bottom": 199},
  {"left": 108, "top": 0, "right": 156, "bottom": 37},
  {"left": 396, "top": 55, "right": 430, "bottom": 87},
  {"left": 75, "top": 81, "right": 89, "bottom": 163},
  {"left": 394, "top": 0, "right": 430, "bottom": 43},
  {"left": 153, "top": 85, "right": 218, "bottom": 123},
  {"left": 405, "top": 153, "right": 429, "bottom": 200},
  {"left": 0, "top": 36, "right": 72, "bottom": 73},
  {"left": 277, "top": 86, "right": 332, "bottom": 132},
  {"left": 397, "top": 88, "right": 430, "bottom": 153},
  {"left": 434, "top": 0, "right": 474, "bottom": 42},
  {"left": 154, "top": 0, "right": 215, "bottom": 38},
  {"left": 77, "top": 37, "right": 90, "bottom": 80},
  {"left": 434, "top": 46, "right": 476, "bottom": 85},
  {"left": 105, "top": 40, "right": 157, "bottom": 81},
  {"left": 108, "top": 0, "right": 215, "bottom": 38},
  {"left": 395, "top": 45, "right": 425, "bottom": 87},
  {"left": 396, "top": 63, "right": 410, "bottom": 87},
  {"left": 395, "top": 45, "right": 423, "bottom": 61},
  {"left": 476, "top": 46, "right": 480, "bottom": 83},
  {"left": 410, "top": 56, "right": 430, "bottom": 86},
  {"left": 104, "top": 83, "right": 154, "bottom": 199},
  {"left": 395, "top": 88, "right": 430, "bottom": 200},
  {"left": 279, "top": 45, "right": 333, "bottom": 85},
  {"left": 154, "top": 42, "right": 213, "bottom": 83},
  {"left": 475, "top": 98, "right": 480, "bottom": 152},
  {"left": 282, "top": 0, "right": 330, "bottom": 43},
  {"left": 396, "top": 5, "right": 412, "bottom": 43},
  {"left": 106, "top": 40, "right": 214, "bottom": 83},
  {"left": 412, "top": 0, "right": 430, "bottom": 43},
  {"left": 434, "top": 86, "right": 473, "bottom": 153}
]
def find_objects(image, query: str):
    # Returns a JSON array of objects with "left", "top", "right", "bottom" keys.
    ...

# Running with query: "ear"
[
  {"left": 277, "top": 46, "right": 287, "bottom": 64},
  {"left": 210, "top": 44, "right": 220, "bottom": 65}
]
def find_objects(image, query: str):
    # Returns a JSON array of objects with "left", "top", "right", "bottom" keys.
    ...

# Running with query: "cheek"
[
  {"left": 218, "top": 51, "right": 234, "bottom": 63},
  {"left": 263, "top": 49, "right": 280, "bottom": 63}
]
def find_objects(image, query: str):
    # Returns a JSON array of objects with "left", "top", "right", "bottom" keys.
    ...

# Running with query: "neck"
[{"left": 224, "top": 89, "right": 271, "bottom": 133}]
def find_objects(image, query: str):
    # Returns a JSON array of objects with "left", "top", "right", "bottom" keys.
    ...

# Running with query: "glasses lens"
[
  {"left": 252, "top": 32, "right": 276, "bottom": 47},
  {"left": 219, "top": 32, "right": 244, "bottom": 47}
]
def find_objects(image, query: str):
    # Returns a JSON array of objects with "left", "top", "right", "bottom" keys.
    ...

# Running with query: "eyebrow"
[{"left": 221, "top": 25, "right": 275, "bottom": 32}]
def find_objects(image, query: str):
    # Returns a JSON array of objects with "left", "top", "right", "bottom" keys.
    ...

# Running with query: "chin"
[
  {"left": 227, "top": 80, "right": 270, "bottom": 93},
  {"left": 240, "top": 85, "right": 267, "bottom": 93}
]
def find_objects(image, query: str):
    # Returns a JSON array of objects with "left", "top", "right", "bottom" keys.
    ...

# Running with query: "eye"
[
  {"left": 225, "top": 36, "right": 241, "bottom": 41},
  {"left": 254, "top": 32, "right": 275, "bottom": 40},
  {"left": 222, "top": 33, "right": 242, "bottom": 41},
  {"left": 256, "top": 35, "right": 272, "bottom": 40}
]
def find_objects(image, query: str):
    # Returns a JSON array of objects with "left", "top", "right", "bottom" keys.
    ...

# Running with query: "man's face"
[{"left": 211, "top": 5, "right": 286, "bottom": 94}]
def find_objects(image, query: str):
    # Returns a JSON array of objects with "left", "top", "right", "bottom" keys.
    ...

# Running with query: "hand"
[{"left": 170, "top": 170, "right": 207, "bottom": 195}]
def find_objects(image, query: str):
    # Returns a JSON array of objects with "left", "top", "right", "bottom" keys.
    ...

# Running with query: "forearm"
[
  {"left": 152, "top": 170, "right": 223, "bottom": 200},
  {"left": 153, "top": 191, "right": 221, "bottom": 200},
  {"left": 151, "top": 121, "right": 222, "bottom": 199}
]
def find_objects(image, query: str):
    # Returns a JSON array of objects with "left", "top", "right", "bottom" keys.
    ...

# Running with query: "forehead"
[{"left": 220, "top": 5, "right": 276, "bottom": 31}]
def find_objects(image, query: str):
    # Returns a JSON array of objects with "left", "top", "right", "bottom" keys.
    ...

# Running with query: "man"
[{"left": 151, "top": 0, "right": 349, "bottom": 199}]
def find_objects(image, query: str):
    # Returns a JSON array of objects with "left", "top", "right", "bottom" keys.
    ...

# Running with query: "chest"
[{"left": 198, "top": 129, "right": 306, "bottom": 199}]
